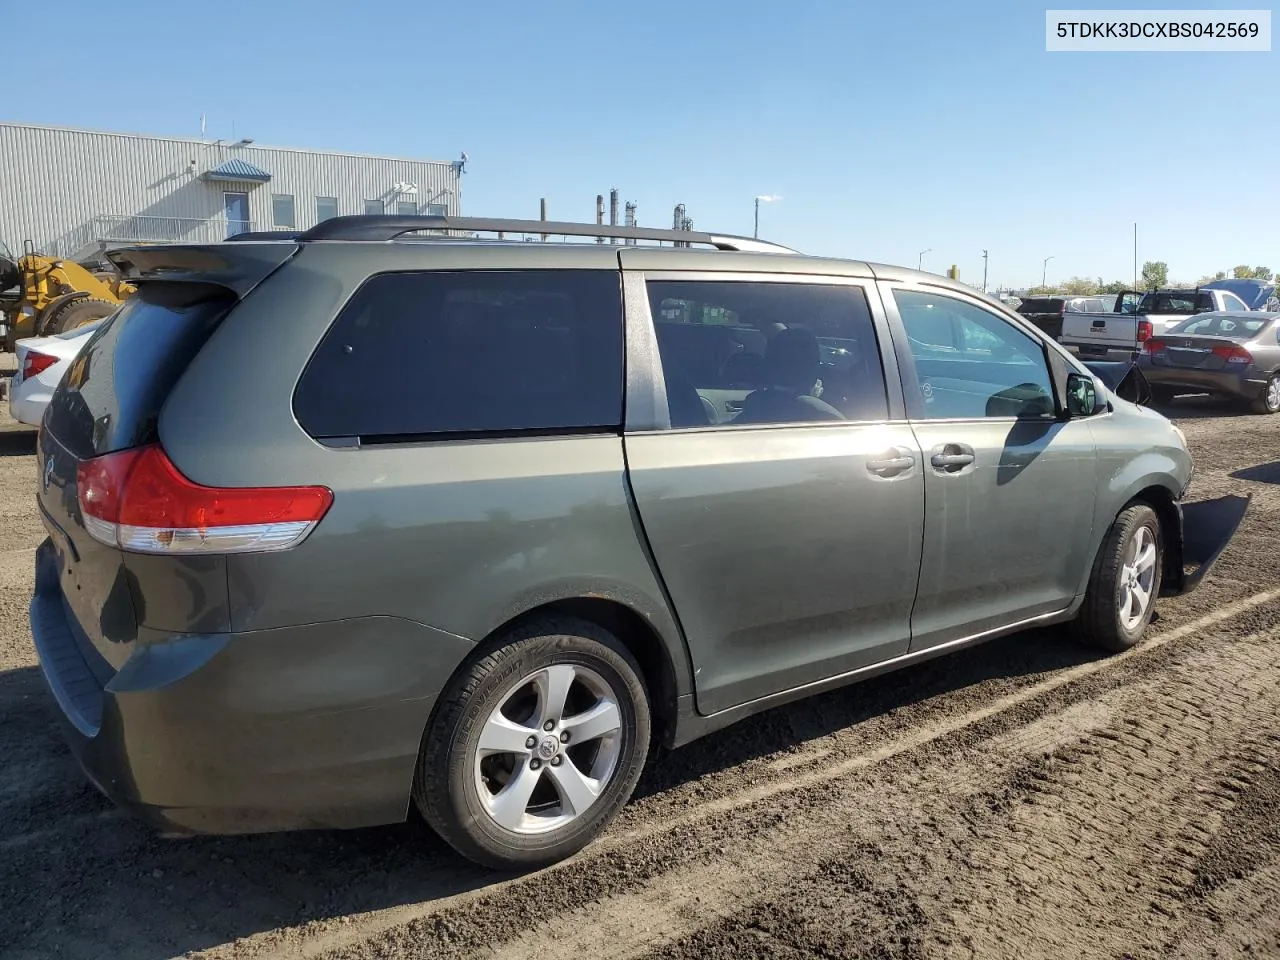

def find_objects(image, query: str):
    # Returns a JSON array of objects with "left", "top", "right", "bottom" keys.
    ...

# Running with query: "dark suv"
[{"left": 29, "top": 216, "right": 1245, "bottom": 870}]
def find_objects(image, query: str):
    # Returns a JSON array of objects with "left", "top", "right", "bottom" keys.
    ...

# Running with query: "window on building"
[
  {"left": 316, "top": 196, "right": 339, "bottom": 224},
  {"left": 271, "top": 193, "right": 295, "bottom": 229},
  {"left": 364, "top": 199, "right": 385, "bottom": 216},
  {"left": 396, "top": 200, "right": 418, "bottom": 216},
  {"left": 646, "top": 280, "right": 888, "bottom": 428},
  {"left": 293, "top": 270, "right": 624, "bottom": 441},
  {"left": 272, "top": 194, "right": 296, "bottom": 229},
  {"left": 427, "top": 203, "right": 448, "bottom": 217}
]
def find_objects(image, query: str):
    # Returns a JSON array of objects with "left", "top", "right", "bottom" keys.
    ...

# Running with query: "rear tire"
[
  {"left": 1250, "top": 374, "right": 1280, "bottom": 415},
  {"left": 43, "top": 297, "right": 116, "bottom": 335},
  {"left": 1073, "top": 503, "right": 1163, "bottom": 653},
  {"left": 414, "top": 617, "right": 650, "bottom": 870}
]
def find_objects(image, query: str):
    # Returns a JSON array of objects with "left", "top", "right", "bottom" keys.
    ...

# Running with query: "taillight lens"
[
  {"left": 1143, "top": 337, "right": 1167, "bottom": 355},
  {"left": 76, "top": 444, "right": 333, "bottom": 554},
  {"left": 22, "top": 351, "right": 58, "bottom": 380},
  {"left": 1212, "top": 343, "right": 1253, "bottom": 364},
  {"left": 1137, "top": 320, "right": 1153, "bottom": 343}
]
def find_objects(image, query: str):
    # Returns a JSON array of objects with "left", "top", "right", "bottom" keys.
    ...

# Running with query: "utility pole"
[
  {"left": 1133, "top": 222, "right": 1138, "bottom": 289},
  {"left": 982, "top": 249, "right": 989, "bottom": 293}
]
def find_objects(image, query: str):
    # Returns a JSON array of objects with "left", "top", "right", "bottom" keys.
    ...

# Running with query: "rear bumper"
[
  {"left": 29, "top": 538, "right": 475, "bottom": 835},
  {"left": 1160, "top": 495, "right": 1252, "bottom": 597},
  {"left": 1138, "top": 363, "right": 1267, "bottom": 400}
]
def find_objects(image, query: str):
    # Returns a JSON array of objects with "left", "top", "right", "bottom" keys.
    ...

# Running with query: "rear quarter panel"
[{"left": 155, "top": 243, "right": 691, "bottom": 695}]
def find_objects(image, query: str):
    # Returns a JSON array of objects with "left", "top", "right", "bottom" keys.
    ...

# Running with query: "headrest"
[{"left": 764, "top": 327, "right": 821, "bottom": 393}]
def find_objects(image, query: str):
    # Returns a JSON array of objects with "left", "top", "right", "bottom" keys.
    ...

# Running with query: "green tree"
[
  {"left": 1060, "top": 276, "right": 1099, "bottom": 295},
  {"left": 1232, "top": 265, "right": 1253, "bottom": 279},
  {"left": 1098, "top": 280, "right": 1133, "bottom": 295},
  {"left": 1141, "top": 261, "right": 1168, "bottom": 290},
  {"left": 1252, "top": 266, "right": 1273, "bottom": 280}
]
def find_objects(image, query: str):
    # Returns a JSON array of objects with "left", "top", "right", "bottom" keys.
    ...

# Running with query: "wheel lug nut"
[
  {"left": 550, "top": 756, "right": 562, "bottom": 766},
  {"left": 530, "top": 758, "right": 541, "bottom": 770},
  {"left": 559, "top": 731, "right": 570, "bottom": 743},
  {"left": 543, "top": 720, "right": 555, "bottom": 731},
  {"left": 525, "top": 736, "right": 537, "bottom": 749}
]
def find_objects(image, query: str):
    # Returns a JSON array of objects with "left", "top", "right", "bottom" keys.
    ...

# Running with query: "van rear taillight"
[
  {"left": 22, "top": 351, "right": 58, "bottom": 380},
  {"left": 1137, "top": 319, "right": 1153, "bottom": 343},
  {"left": 76, "top": 444, "right": 333, "bottom": 555}
]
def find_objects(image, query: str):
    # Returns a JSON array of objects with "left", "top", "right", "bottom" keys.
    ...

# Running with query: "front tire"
[
  {"left": 1073, "top": 503, "right": 1163, "bottom": 653},
  {"left": 1250, "top": 374, "right": 1280, "bottom": 415},
  {"left": 415, "top": 617, "right": 651, "bottom": 870}
]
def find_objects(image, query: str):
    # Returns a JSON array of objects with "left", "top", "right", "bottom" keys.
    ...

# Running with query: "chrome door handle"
[
  {"left": 867, "top": 448, "right": 916, "bottom": 478},
  {"left": 931, "top": 452, "right": 975, "bottom": 469}
]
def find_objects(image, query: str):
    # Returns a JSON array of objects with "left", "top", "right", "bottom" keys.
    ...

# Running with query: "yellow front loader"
[{"left": 1, "top": 239, "right": 134, "bottom": 352}]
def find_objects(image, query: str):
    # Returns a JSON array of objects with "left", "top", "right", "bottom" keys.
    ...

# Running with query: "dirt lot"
[{"left": 2, "top": 392, "right": 1280, "bottom": 960}]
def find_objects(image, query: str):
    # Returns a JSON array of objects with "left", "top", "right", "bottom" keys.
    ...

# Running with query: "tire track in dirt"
[
  {"left": 630, "top": 626, "right": 1280, "bottom": 960},
  {"left": 239, "top": 597, "right": 1280, "bottom": 960}
]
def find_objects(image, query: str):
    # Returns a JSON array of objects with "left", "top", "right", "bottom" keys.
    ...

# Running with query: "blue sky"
[{"left": 8, "top": 0, "right": 1275, "bottom": 287}]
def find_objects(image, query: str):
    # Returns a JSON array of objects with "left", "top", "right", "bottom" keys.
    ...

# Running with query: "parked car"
[
  {"left": 29, "top": 215, "right": 1247, "bottom": 871},
  {"left": 1200, "top": 277, "right": 1278, "bottom": 312},
  {"left": 1016, "top": 295, "right": 1114, "bottom": 340},
  {"left": 1061, "top": 287, "right": 1257, "bottom": 360},
  {"left": 7, "top": 319, "right": 107, "bottom": 426},
  {"left": 1137, "top": 310, "right": 1280, "bottom": 412}
]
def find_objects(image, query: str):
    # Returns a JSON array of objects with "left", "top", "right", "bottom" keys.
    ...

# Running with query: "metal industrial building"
[{"left": 0, "top": 122, "right": 464, "bottom": 261}]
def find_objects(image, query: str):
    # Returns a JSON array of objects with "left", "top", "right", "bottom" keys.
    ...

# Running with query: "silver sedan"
[{"left": 1136, "top": 310, "right": 1280, "bottom": 413}]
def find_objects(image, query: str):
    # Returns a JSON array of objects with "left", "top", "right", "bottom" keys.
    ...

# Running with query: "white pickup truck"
[{"left": 1061, "top": 284, "right": 1261, "bottom": 360}]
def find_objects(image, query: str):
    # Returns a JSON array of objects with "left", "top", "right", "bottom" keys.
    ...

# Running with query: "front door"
[
  {"left": 623, "top": 271, "right": 925, "bottom": 716},
  {"left": 881, "top": 284, "right": 1098, "bottom": 650},
  {"left": 224, "top": 192, "right": 250, "bottom": 237}
]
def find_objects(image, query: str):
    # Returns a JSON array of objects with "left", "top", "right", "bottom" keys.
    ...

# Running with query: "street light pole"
[
  {"left": 754, "top": 197, "right": 759, "bottom": 239},
  {"left": 982, "top": 249, "right": 989, "bottom": 293},
  {"left": 918, "top": 248, "right": 931, "bottom": 271},
  {"left": 1042, "top": 255, "right": 1054, "bottom": 288}
]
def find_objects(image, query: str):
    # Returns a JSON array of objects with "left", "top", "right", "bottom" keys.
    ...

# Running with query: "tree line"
[{"left": 1026, "top": 263, "right": 1273, "bottom": 297}]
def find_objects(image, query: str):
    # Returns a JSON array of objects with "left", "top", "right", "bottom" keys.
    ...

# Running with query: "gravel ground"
[{"left": 2, "top": 391, "right": 1279, "bottom": 960}]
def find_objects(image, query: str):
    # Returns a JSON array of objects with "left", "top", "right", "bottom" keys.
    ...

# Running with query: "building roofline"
[{"left": 0, "top": 120, "right": 457, "bottom": 166}]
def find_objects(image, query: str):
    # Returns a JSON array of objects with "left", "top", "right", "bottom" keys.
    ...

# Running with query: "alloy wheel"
[
  {"left": 1118, "top": 525, "right": 1157, "bottom": 631},
  {"left": 472, "top": 664, "right": 623, "bottom": 835}
]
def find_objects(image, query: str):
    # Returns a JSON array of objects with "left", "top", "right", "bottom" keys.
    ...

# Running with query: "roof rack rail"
[
  {"left": 225, "top": 230, "right": 302, "bottom": 241},
  {"left": 296, "top": 215, "right": 795, "bottom": 254}
]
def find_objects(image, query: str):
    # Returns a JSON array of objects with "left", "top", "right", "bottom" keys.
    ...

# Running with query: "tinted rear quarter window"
[
  {"left": 43, "top": 284, "right": 234, "bottom": 459},
  {"left": 293, "top": 270, "right": 624, "bottom": 441}
]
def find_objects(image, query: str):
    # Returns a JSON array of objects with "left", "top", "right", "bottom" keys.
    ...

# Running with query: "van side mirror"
[{"left": 1066, "top": 372, "right": 1106, "bottom": 417}]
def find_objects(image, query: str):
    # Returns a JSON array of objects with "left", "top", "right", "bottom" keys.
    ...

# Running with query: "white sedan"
[{"left": 8, "top": 319, "right": 107, "bottom": 426}]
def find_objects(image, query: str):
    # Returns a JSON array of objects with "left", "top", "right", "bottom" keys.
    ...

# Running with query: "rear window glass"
[
  {"left": 1139, "top": 292, "right": 1204, "bottom": 314},
  {"left": 43, "top": 284, "right": 233, "bottom": 459},
  {"left": 293, "top": 270, "right": 624, "bottom": 441},
  {"left": 1170, "top": 314, "right": 1271, "bottom": 337}
]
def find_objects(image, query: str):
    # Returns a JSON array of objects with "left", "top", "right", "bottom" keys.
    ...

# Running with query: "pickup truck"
[{"left": 1061, "top": 285, "right": 1259, "bottom": 360}]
